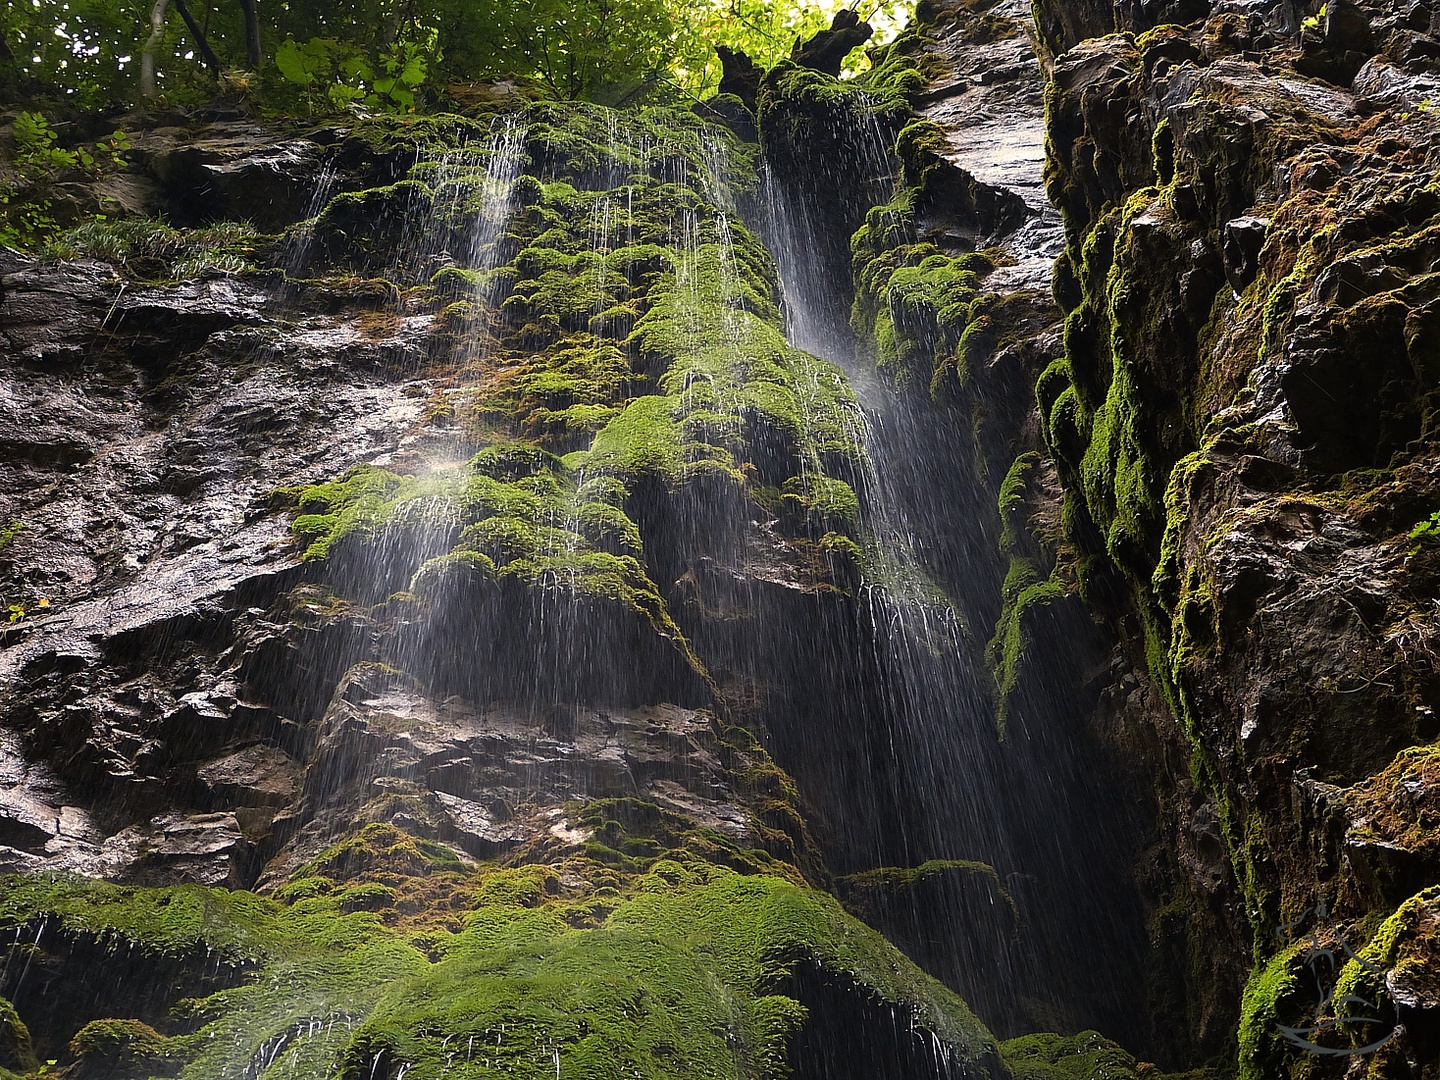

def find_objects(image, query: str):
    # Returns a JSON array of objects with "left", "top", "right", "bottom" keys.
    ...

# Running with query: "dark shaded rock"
[
  {"left": 1296, "top": 0, "right": 1378, "bottom": 85},
  {"left": 837, "top": 861, "right": 1023, "bottom": 1026},
  {"left": 1324, "top": 0, "right": 1375, "bottom": 52},
  {"left": 0, "top": 922, "right": 252, "bottom": 1063},
  {"left": 143, "top": 125, "right": 327, "bottom": 230},
  {"left": 783, "top": 959, "right": 1007, "bottom": 1080},
  {"left": 792, "top": 9, "right": 874, "bottom": 77},
  {"left": 697, "top": 93, "right": 759, "bottom": 143},
  {"left": 716, "top": 45, "right": 762, "bottom": 111},
  {"left": 0, "top": 255, "right": 119, "bottom": 366},
  {"left": 1312, "top": 251, "right": 1408, "bottom": 307},
  {"left": 265, "top": 664, "right": 749, "bottom": 877},
  {"left": 1221, "top": 214, "right": 1268, "bottom": 290},
  {"left": 1354, "top": 55, "right": 1440, "bottom": 110},
  {"left": 100, "top": 811, "right": 250, "bottom": 887},
  {"left": 194, "top": 744, "right": 303, "bottom": 807}
]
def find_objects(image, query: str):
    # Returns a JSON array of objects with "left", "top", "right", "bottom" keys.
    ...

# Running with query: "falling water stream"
[
  {"left": 0, "top": 98, "right": 1158, "bottom": 1079},
  {"left": 750, "top": 125, "right": 1151, "bottom": 1040}
]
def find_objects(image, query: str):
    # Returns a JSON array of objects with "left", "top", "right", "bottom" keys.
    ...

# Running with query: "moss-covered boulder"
[
  {"left": 0, "top": 868, "right": 1003, "bottom": 1080},
  {"left": 0, "top": 997, "right": 36, "bottom": 1076},
  {"left": 69, "top": 1018, "right": 176, "bottom": 1079}
]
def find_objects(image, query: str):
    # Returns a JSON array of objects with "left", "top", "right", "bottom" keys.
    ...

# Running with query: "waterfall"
[
  {"left": 0, "top": 97, "right": 1147, "bottom": 1080},
  {"left": 754, "top": 108, "right": 1150, "bottom": 1039}
]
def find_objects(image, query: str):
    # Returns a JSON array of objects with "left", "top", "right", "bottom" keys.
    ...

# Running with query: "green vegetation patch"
[
  {"left": 290, "top": 103, "right": 871, "bottom": 598},
  {"left": 0, "top": 862, "right": 998, "bottom": 1080},
  {"left": 47, "top": 218, "right": 261, "bottom": 280},
  {"left": 1002, "top": 1030, "right": 1215, "bottom": 1080},
  {"left": 275, "top": 446, "right": 697, "bottom": 645}
]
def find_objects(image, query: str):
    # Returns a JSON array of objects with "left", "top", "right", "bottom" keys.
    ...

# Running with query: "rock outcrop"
[
  {"left": 9, "top": 0, "right": 1440, "bottom": 1075},
  {"left": 0, "top": 96, "right": 1012, "bottom": 1080},
  {"left": 1020, "top": 0, "right": 1440, "bottom": 1072}
]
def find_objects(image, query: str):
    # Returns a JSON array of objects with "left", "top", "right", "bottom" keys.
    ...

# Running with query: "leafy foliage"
[
  {"left": 1410, "top": 509, "right": 1440, "bottom": 546},
  {"left": 0, "top": 112, "right": 130, "bottom": 248},
  {"left": 45, "top": 218, "right": 258, "bottom": 278},
  {"left": 426, "top": 0, "right": 683, "bottom": 102},
  {"left": 1, "top": 0, "right": 910, "bottom": 108},
  {"left": 274, "top": 32, "right": 436, "bottom": 112}
]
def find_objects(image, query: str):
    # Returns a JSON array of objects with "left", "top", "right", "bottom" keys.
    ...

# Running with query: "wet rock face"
[
  {"left": 1032, "top": 0, "right": 1440, "bottom": 1071},
  {"left": 0, "top": 100, "right": 1016, "bottom": 1080},
  {"left": 0, "top": 101, "right": 861, "bottom": 894},
  {"left": 0, "top": 247, "right": 434, "bottom": 888},
  {"left": 141, "top": 124, "right": 330, "bottom": 230},
  {"left": 270, "top": 664, "right": 753, "bottom": 880},
  {"left": 0, "top": 253, "right": 420, "bottom": 887}
]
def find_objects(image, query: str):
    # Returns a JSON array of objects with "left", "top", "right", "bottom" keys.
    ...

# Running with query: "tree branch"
[
  {"left": 237, "top": 0, "right": 262, "bottom": 69},
  {"left": 173, "top": 0, "right": 222, "bottom": 77}
]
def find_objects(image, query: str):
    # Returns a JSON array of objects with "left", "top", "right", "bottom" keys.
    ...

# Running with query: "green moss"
[
  {"left": 1236, "top": 940, "right": 1307, "bottom": 1080},
  {"left": 342, "top": 869, "right": 995, "bottom": 1079},
  {"left": 763, "top": 60, "right": 916, "bottom": 134},
  {"left": 850, "top": 190, "right": 993, "bottom": 393},
  {"left": 273, "top": 876, "right": 335, "bottom": 903},
  {"left": 1002, "top": 1030, "right": 1217, "bottom": 1080},
  {"left": 299, "top": 823, "right": 470, "bottom": 883},
  {"left": 1335, "top": 885, "right": 1440, "bottom": 1021},
  {"left": 0, "top": 997, "right": 36, "bottom": 1075},
  {"left": 781, "top": 475, "right": 861, "bottom": 535},
  {"left": 70, "top": 1018, "right": 176, "bottom": 1072},
  {"left": 288, "top": 97, "right": 869, "bottom": 595},
  {"left": 845, "top": 110, "right": 1020, "bottom": 403},
  {"left": 273, "top": 442, "right": 710, "bottom": 645},
  {"left": 582, "top": 394, "right": 691, "bottom": 486},
  {"left": 277, "top": 465, "right": 412, "bottom": 561},
  {"left": 987, "top": 558, "right": 1068, "bottom": 735},
  {"left": 840, "top": 859, "right": 1012, "bottom": 916},
  {"left": 45, "top": 218, "right": 260, "bottom": 280},
  {"left": 997, "top": 452, "right": 1042, "bottom": 554},
  {"left": 984, "top": 451, "right": 1073, "bottom": 733},
  {"left": 0, "top": 859, "right": 999, "bottom": 1080}
]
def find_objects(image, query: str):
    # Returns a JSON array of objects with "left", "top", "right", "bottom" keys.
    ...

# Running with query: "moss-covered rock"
[
  {"left": 0, "top": 866, "right": 1003, "bottom": 1080},
  {"left": 1028, "top": 4, "right": 1440, "bottom": 1076},
  {"left": 0, "top": 998, "right": 36, "bottom": 1076},
  {"left": 70, "top": 1018, "right": 176, "bottom": 1079},
  {"left": 1002, "top": 1030, "right": 1214, "bottom": 1080}
]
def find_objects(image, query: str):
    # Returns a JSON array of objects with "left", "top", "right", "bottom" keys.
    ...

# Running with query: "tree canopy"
[{"left": 2, "top": 0, "right": 910, "bottom": 110}]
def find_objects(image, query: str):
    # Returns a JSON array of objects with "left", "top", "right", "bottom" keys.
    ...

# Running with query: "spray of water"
[{"left": 753, "top": 95, "right": 1151, "bottom": 1041}]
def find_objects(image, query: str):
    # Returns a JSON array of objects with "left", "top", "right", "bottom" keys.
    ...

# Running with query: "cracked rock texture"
[{"left": 1024, "top": 0, "right": 1440, "bottom": 1071}]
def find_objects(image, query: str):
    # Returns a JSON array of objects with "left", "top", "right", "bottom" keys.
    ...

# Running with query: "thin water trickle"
[
  {"left": 758, "top": 150, "right": 1013, "bottom": 863},
  {"left": 284, "top": 158, "right": 341, "bottom": 280}
]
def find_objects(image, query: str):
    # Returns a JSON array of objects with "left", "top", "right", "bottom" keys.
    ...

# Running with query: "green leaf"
[
  {"left": 274, "top": 39, "right": 317, "bottom": 85},
  {"left": 327, "top": 83, "right": 364, "bottom": 108},
  {"left": 399, "top": 57, "right": 427, "bottom": 88},
  {"left": 339, "top": 55, "right": 373, "bottom": 81}
]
